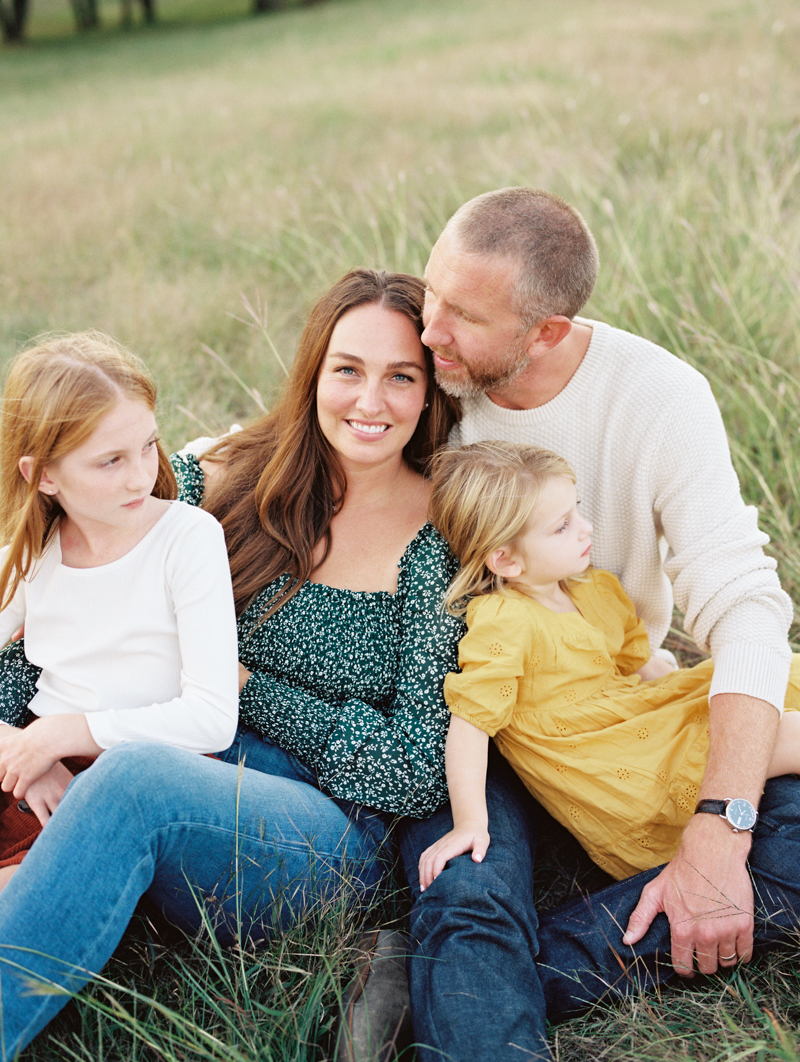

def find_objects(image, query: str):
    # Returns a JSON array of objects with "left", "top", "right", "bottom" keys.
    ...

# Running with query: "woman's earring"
[{"left": 423, "top": 402, "right": 430, "bottom": 409}]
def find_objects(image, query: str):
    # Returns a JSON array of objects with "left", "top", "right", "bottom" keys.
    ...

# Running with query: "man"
[{"left": 394, "top": 188, "right": 796, "bottom": 1061}]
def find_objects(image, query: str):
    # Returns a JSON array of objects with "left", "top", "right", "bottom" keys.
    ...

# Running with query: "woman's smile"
[{"left": 346, "top": 419, "right": 390, "bottom": 436}]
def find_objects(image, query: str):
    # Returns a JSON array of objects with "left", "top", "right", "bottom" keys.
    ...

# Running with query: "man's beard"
[{"left": 433, "top": 337, "right": 529, "bottom": 399}]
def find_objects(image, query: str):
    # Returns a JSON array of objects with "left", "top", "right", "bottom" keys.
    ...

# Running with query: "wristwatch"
[{"left": 694, "top": 798, "right": 758, "bottom": 833}]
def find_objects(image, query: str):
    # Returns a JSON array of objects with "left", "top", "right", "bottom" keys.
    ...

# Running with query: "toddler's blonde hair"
[{"left": 429, "top": 441, "right": 576, "bottom": 614}]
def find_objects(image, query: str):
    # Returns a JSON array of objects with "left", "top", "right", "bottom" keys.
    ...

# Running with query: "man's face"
[{"left": 422, "top": 229, "right": 533, "bottom": 399}]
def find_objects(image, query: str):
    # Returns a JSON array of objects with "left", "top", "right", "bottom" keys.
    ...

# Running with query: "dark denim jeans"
[{"left": 398, "top": 744, "right": 800, "bottom": 1062}]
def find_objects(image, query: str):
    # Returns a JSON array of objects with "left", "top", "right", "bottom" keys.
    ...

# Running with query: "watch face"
[{"left": 725, "top": 799, "right": 757, "bottom": 831}]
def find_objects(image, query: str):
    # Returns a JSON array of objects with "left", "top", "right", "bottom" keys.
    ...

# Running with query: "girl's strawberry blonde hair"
[
  {"left": 0, "top": 331, "right": 176, "bottom": 609},
  {"left": 429, "top": 440, "right": 576, "bottom": 614}
]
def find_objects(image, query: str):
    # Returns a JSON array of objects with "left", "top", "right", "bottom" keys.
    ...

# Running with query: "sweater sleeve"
[
  {"left": 85, "top": 512, "right": 240, "bottom": 753},
  {"left": 647, "top": 377, "right": 792, "bottom": 710},
  {"left": 237, "top": 530, "right": 464, "bottom": 818}
]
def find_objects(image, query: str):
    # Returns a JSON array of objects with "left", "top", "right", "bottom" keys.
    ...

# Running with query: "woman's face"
[{"left": 316, "top": 302, "right": 429, "bottom": 472}]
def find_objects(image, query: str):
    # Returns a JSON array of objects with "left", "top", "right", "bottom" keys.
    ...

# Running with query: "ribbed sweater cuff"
[{"left": 709, "top": 642, "right": 792, "bottom": 713}]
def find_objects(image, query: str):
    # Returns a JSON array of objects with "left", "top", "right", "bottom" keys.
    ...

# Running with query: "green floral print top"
[{"left": 171, "top": 452, "right": 464, "bottom": 818}]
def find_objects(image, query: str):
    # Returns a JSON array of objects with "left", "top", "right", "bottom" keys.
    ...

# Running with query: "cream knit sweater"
[{"left": 451, "top": 319, "right": 793, "bottom": 712}]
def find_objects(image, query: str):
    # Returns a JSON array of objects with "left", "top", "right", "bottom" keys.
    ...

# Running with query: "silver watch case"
[{"left": 694, "top": 797, "right": 758, "bottom": 833}]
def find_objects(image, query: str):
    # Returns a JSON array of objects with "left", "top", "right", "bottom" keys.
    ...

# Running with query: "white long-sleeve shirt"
[
  {"left": 0, "top": 501, "right": 239, "bottom": 752},
  {"left": 451, "top": 318, "right": 793, "bottom": 712}
]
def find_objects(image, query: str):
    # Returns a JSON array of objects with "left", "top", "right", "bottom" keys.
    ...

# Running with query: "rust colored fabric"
[{"left": 0, "top": 756, "right": 97, "bottom": 868}]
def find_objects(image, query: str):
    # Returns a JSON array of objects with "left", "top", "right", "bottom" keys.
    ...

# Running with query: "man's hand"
[
  {"left": 623, "top": 813, "right": 754, "bottom": 974},
  {"left": 622, "top": 692, "right": 778, "bottom": 975},
  {"left": 419, "top": 820, "right": 491, "bottom": 892},
  {"left": 20, "top": 761, "right": 75, "bottom": 826}
]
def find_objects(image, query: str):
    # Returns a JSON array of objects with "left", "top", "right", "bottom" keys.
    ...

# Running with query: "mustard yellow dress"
[{"left": 444, "top": 568, "right": 800, "bottom": 880}]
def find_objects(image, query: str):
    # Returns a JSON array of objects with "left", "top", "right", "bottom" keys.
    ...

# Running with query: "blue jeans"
[
  {"left": 398, "top": 744, "right": 800, "bottom": 1062},
  {"left": 0, "top": 735, "right": 391, "bottom": 1060}
]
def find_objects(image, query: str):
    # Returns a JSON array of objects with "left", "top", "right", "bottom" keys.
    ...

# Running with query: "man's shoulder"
[{"left": 580, "top": 318, "right": 706, "bottom": 388}]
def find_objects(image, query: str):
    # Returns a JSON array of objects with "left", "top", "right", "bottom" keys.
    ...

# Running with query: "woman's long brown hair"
[{"left": 203, "top": 269, "right": 458, "bottom": 618}]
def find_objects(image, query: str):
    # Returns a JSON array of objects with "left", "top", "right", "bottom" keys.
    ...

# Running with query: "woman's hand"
[
  {"left": 20, "top": 761, "right": 75, "bottom": 825},
  {"left": 418, "top": 820, "right": 491, "bottom": 892},
  {"left": 238, "top": 663, "right": 252, "bottom": 692},
  {"left": 0, "top": 716, "right": 100, "bottom": 798}
]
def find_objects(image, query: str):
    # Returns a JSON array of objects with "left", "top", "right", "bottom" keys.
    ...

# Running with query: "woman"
[{"left": 0, "top": 269, "right": 463, "bottom": 1059}]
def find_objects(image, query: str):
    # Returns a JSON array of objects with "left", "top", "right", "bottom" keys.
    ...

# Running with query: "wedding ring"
[{"left": 719, "top": 952, "right": 737, "bottom": 962}]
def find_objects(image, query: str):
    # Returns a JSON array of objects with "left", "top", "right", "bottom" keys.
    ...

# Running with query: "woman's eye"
[
  {"left": 392, "top": 373, "right": 414, "bottom": 383},
  {"left": 102, "top": 456, "right": 120, "bottom": 468}
]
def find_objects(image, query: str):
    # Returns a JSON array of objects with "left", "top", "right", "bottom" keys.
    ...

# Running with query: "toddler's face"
[{"left": 512, "top": 477, "right": 593, "bottom": 588}]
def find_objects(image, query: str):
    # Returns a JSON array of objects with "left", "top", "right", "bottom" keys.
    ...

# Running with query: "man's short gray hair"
[{"left": 447, "top": 188, "right": 599, "bottom": 328}]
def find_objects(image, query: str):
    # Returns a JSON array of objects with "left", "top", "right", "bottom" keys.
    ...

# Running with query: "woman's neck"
[
  {"left": 311, "top": 460, "right": 430, "bottom": 593},
  {"left": 334, "top": 457, "right": 415, "bottom": 513}
]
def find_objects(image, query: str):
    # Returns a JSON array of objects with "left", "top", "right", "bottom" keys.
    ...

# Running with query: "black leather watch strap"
[{"left": 695, "top": 799, "right": 727, "bottom": 816}]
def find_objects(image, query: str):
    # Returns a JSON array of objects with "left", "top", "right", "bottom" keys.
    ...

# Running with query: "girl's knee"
[{"left": 69, "top": 741, "right": 187, "bottom": 797}]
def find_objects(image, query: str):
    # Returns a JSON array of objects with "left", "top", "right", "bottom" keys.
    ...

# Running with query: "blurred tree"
[
  {"left": 69, "top": 0, "right": 98, "bottom": 29},
  {"left": 121, "top": 0, "right": 154, "bottom": 25},
  {"left": 0, "top": 0, "right": 29, "bottom": 41},
  {"left": 253, "top": 0, "right": 325, "bottom": 12}
]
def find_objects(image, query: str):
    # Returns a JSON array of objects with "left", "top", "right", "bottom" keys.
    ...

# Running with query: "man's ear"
[
  {"left": 523, "top": 315, "right": 573, "bottom": 359},
  {"left": 18, "top": 457, "right": 55, "bottom": 496},
  {"left": 487, "top": 544, "right": 523, "bottom": 580}
]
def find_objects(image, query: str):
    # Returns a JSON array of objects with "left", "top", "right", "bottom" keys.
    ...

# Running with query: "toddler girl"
[
  {"left": 419, "top": 441, "right": 799, "bottom": 886},
  {"left": 0, "top": 332, "right": 238, "bottom": 877}
]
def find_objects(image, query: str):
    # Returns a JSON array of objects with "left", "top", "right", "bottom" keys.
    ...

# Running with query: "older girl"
[{"left": 0, "top": 333, "right": 238, "bottom": 877}]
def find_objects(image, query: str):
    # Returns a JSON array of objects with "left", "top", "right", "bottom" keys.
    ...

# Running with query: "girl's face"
[
  {"left": 34, "top": 396, "right": 160, "bottom": 533},
  {"left": 510, "top": 476, "right": 593, "bottom": 589},
  {"left": 315, "top": 302, "right": 429, "bottom": 474}
]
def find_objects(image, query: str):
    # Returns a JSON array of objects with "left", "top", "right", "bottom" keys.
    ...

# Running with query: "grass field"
[{"left": 3, "top": 0, "right": 800, "bottom": 1058}]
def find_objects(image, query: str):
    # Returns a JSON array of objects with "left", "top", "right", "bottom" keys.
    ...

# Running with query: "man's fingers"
[
  {"left": 666, "top": 920, "right": 698, "bottom": 977},
  {"left": 622, "top": 888, "right": 659, "bottom": 946},
  {"left": 735, "top": 924, "right": 754, "bottom": 965},
  {"left": 717, "top": 943, "right": 739, "bottom": 968}
]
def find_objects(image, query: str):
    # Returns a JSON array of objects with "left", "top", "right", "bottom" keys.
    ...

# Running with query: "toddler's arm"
[{"left": 418, "top": 714, "right": 490, "bottom": 891}]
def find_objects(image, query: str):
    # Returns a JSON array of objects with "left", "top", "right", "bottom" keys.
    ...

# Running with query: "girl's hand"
[
  {"left": 20, "top": 761, "right": 75, "bottom": 825},
  {"left": 418, "top": 821, "right": 491, "bottom": 892},
  {"left": 0, "top": 716, "right": 100, "bottom": 798}
]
